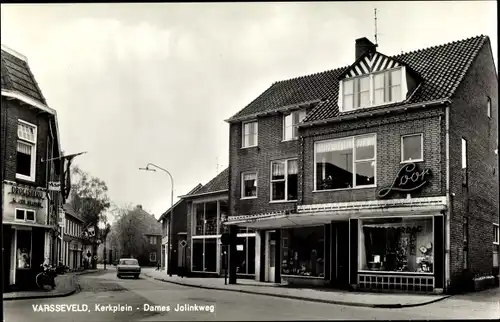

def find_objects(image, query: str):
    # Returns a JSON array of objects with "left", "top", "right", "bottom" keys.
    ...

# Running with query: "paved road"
[{"left": 3, "top": 269, "right": 499, "bottom": 321}]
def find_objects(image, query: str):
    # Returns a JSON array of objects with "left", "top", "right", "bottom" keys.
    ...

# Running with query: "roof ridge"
[{"left": 274, "top": 67, "right": 348, "bottom": 85}]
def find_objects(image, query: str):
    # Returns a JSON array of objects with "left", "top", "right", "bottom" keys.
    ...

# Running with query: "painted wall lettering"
[
  {"left": 10, "top": 186, "right": 44, "bottom": 199},
  {"left": 378, "top": 163, "right": 432, "bottom": 198}
]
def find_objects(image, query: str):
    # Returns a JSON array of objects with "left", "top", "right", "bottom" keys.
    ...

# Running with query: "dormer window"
[
  {"left": 340, "top": 66, "right": 406, "bottom": 112},
  {"left": 283, "top": 109, "right": 306, "bottom": 141}
]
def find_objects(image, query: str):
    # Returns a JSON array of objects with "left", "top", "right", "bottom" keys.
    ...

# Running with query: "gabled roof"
[
  {"left": 158, "top": 184, "right": 203, "bottom": 221},
  {"left": 180, "top": 167, "right": 229, "bottom": 199},
  {"left": 134, "top": 206, "right": 162, "bottom": 235},
  {"left": 63, "top": 203, "right": 84, "bottom": 223},
  {"left": 1, "top": 45, "right": 47, "bottom": 105},
  {"left": 226, "top": 35, "right": 489, "bottom": 125}
]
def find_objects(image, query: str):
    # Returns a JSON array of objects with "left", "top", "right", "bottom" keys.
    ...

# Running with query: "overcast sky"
[{"left": 1, "top": 2, "right": 497, "bottom": 219}]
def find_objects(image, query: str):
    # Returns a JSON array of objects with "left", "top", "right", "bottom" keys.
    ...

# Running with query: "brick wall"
[
  {"left": 300, "top": 108, "right": 446, "bottom": 204},
  {"left": 448, "top": 39, "right": 499, "bottom": 280},
  {"left": 2, "top": 99, "right": 51, "bottom": 187},
  {"left": 229, "top": 115, "right": 300, "bottom": 217}
]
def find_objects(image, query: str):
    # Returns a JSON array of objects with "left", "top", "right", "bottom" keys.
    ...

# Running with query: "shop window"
[
  {"left": 219, "top": 200, "right": 229, "bottom": 234},
  {"left": 191, "top": 238, "right": 218, "bottom": 273},
  {"left": 315, "top": 134, "right": 376, "bottom": 190},
  {"left": 16, "top": 120, "right": 37, "bottom": 182},
  {"left": 281, "top": 226, "right": 325, "bottom": 277},
  {"left": 192, "top": 239, "right": 204, "bottom": 271},
  {"left": 205, "top": 202, "right": 218, "bottom": 235},
  {"left": 270, "top": 159, "right": 298, "bottom": 201},
  {"left": 401, "top": 134, "right": 423, "bottom": 163},
  {"left": 17, "top": 229, "right": 32, "bottom": 269},
  {"left": 359, "top": 217, "right": 434, "bottom": 273},
  {"left": 241, "top": 172, "right": 257, "bottom": 198},
  {"left": 15, "top": 209, "right": 35, "bottom": 222},
  {"left": 194, "top": 203, "right": 205, "bottom": 235}
]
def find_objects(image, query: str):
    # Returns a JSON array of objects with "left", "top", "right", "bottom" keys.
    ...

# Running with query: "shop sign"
[
  {"left": 378, "top": 163, "right": 432, "bottom": 199},
  {"left": 9, "top": 185, "right": 45, "bottom": 208},
  {"left": 48, "top": 181, "right": 61, "bottom": 191}
]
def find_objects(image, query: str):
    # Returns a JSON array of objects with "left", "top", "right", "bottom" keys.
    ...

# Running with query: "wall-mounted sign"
[
  {"left": 48, "top": 181, "right": 61, "bottom": 191},
  {"left": 9, "top": 185, "right": 45, "bottom": 208},
  {"left": 378, "top": 163, "right": 432, "bottom": 199}
]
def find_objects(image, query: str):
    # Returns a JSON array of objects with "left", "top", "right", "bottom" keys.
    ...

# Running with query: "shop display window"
[
  {"left": 281, "top": 226, "right": 324, "bottom": 277},
  {"left": 359, "top": 217, "right": 434, "bottom": 273},
  {"left": 16, "top": 230, "right": 32, "bottom": 269}
]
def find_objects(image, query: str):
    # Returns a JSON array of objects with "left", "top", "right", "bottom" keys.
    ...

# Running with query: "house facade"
[
  {"left": 1, "top": 45, "right": 65, "bottom": 290},
  {"left": 62, "top": 203, "right": 84, "bottom": 270},
  {"left": 224, "top": 36, "right": 498, "bottom": 294},
  {"left": 158, "top": 184, "right": 202, "bottom": 273}
]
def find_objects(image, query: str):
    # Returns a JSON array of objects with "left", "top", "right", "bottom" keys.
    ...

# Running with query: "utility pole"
[{"left": 374, "top": 8, "right": 378, "bottom": 45}]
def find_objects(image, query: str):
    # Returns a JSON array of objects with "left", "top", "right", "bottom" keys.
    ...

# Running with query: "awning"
[{"left": 225, "top": 196, "right": 446, "bottom": 229}]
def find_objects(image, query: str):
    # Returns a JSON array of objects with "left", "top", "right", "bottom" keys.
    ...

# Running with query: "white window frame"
[
  {"left": 313, "top": 133, "right": 377, "bottom": 192},
  {"left": 487, "top": 97, "right": 492, "bottom": 118},
  {"left": 242, "top": 120, "right": 258, "bottom": 148},
  {"left": 401, "top": 133, "right": 424, "bottom": 163},
  {"left": 283, "top": 109, "right": 306, "bottom": 141},
  {"left": 270, "top": 158, "right": 298, "bottom": 202},
  {"left": 16, "top": 120, "right": 37, "bottom": 182},
  {"left": 14, "top": 208, "right": 36, "bottom": 223},
  {"left": 494, "top": 223, "right": 499, "bottom": 245},
  {"left": 241, "top": 171, "right": 258, "bottom": 199},
  {"left": 462, "top": 138, "right": 467, "bottom": 169},
  {"left": 339, "top": 66, "right": 407, "bottom": 113},
  {"left": 150, "top": 252, "right": 156, "bottom": 262}
]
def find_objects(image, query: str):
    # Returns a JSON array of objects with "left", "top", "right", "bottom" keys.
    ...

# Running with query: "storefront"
[
  {"left": 2, "top": 181, "right": 51, "bottom": 289},
  {"left": 226, "top": 196, "right": 446, "bottom": 293}
]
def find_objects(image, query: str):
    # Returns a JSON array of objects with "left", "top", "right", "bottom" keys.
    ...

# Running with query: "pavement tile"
[{"left": 142, "top": 268, "right": 451, "bottom": 308}]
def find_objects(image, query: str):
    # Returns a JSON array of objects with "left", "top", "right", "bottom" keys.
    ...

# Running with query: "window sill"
[
  {"left": 241, "top": 145, "right": 258, "bottom": 150},
  {"left": 281, "top": 274, "right": 324, "bottom": 279},
  {"left": 241, "top": 197, "right": 257, "bottom": 200},
  {"left": 15, "top": 174, "right": 36, "bottom": 183},
  {"left": 400, "top": 159, "right": 424, "bottom": 164},
  {"left": 358, "top": 270, "right": 434, "bottom": 275},
  {"left": 494, "top": 242, "right": 499, "bottom": 245},
  {"left": 281, "top": 138, "right": 298, "bottom": 143},
  {"left": 269, "top": 200, "right": 297, "bottom": 204},
  {"left": 313, "top": 185, "right": 377, "bottom": 193},
  {"left": 14, "top": 219, "right": 36, "bottom": 223}
]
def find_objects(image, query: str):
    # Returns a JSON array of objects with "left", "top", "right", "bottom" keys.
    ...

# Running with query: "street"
[{"left": 3, "top": 269, "right": 499, "bottom": 321}]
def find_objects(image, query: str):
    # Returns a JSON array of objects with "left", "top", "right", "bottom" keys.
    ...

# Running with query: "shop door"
[
  {"left": 265, "top": 231, "right": 276, "bottom": 282},
  {"left": 178, "top": 235, "right": 187, "bottom": 268},
  {"left": 331, "top": 221, "right": 349, "bottom": 288}
]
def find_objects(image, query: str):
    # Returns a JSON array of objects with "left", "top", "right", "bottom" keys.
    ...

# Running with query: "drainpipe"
[{"left": 445, "top": 104, "right": 451, "bottom": 291}]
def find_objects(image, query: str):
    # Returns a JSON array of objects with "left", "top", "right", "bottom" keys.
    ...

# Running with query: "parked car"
[{"left": 116, "top": 258, "right": 141, "bottom": 279}]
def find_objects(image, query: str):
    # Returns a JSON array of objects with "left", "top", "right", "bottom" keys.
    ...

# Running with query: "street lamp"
[{"left": 139, "top": 163, "right": 174, "bottom": 276}]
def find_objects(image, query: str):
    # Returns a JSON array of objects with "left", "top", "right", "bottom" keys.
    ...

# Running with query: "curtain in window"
[
  {"left": 17, "top": 141, "right": 32, "bottom": 155},
  {"left": 288, "top": 160, "right": 298, "bottom": 175},
  {"left": 18, "top": 123, "right": 35, "bottom": 142},
  {"left": 316, "top": 138, "right": 353, "bottom": 153},
  {"left": 355, "top": 136, "right": 376, "bottom": 148},
  {"left": 272, "top": 162, "right": 285, "bottom": 177},
  {"left": 243, "top": 173, "right": 257, "bottom": 182}
]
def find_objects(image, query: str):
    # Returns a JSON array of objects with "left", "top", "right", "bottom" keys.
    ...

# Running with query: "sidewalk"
[
  {"left": 3, "top": 268, "right": 103, "bottom": 301},
  {"left": 143, "top": 268, "right": 451, "bottom": 308}
]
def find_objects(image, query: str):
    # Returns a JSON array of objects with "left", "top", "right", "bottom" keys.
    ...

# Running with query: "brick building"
[
  {"left": 1, "top": 45, "right": 65, "bottom": 290},
  {"left": 224, "top": 35, "right": 498, "bottom": 294},
  {"left": 62, "top": 203, "right": 84, "bottom": 270}
]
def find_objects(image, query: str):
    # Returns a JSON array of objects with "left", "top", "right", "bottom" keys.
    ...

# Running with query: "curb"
[
  {"left": 3, "top": 270, "right": 104, "bottom": 301},
  {"left": 144, "top": 273, "right": 452, "bottom": 309}
]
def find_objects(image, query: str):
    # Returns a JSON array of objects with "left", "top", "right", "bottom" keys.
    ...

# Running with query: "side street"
[{"left": 2, "top": 2, "right": 499, "bottom": 321}]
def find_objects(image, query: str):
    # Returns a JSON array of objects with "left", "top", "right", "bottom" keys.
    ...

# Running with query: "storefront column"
[
  {"left": 349, "top": 219, "right": 358, "bottom": 288},
  {"left": 274, "top": 229, "right": 281, "bottom": 284},
  {"left": 324, "top": 224, "right": 331, "bottom": 281},
  {"left": 228, "top": 225, "right": 238, "bottom": 284},
  {"left": 434, "top": 214, "right": 445, "bottom": 289}
]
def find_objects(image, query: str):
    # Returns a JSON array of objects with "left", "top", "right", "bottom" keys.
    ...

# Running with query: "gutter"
[
  {"left": 179, "top": 189, "right": 228, "bottom": 199},
  {"left": 299, "top": 99, "right": 451, "bottom": 128}
]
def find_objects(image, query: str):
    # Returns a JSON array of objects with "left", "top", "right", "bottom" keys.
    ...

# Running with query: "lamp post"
[{"left": 139, "top": 163, "right": 174, "bottom": 276}]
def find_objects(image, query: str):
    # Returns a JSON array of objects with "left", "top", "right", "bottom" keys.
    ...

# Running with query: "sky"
[{"left": 1, "top": 2, "right": 497, "bottom": 220}]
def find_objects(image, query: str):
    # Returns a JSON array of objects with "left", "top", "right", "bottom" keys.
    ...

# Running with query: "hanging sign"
[
  {"left": 48, "top": 181, "right": 61, "bottom": 191},
  {"left": 378, "top": 163, "right": 432, "bottom": 199}
]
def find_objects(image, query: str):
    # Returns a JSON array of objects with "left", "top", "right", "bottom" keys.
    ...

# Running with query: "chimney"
[
  {"left": 355, "top": 37, "right": 377, "bottom": 61},
  {"left": 136, "top": 205, "right": 142, "bottom": 209}
]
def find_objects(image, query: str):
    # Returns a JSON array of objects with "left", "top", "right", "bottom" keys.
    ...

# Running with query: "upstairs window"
[
  {"left": 315, "top": 134, "right": 376, "bottom": 190},
  {"left": 15, "top": 208, "right": 35, "bottom": 222},
  {"left": 241, "top": 172, "right": 257, "bottom": 199},
  {"left": 242, "top": 121, "right": 258, "bottom": 148},
  {"left": 462, "top": 138, "right": 468, "bottom": 186},
  {"left": 17, "top": 120, "right": 37, "bottom": 182},
  {"left": 487, "top": 97, "right": 491, "bottom": 118},
  {"left": 494, "top": 224, "right": 499, "bottom": 245},
  {"left": 270, "top": 159, "right": 298, "bottom": 201},
  {"left": 341, "top": 67, "right": 404, "bottom": 112},
  {"left": 283, "top": 110, "right": 306, "bottom": 141},
  {"left": 401, "top": 134, "right": 423, "bottom": 163},
  {"left": 149, "top": 236, "right": 157, "bottom": 244}
]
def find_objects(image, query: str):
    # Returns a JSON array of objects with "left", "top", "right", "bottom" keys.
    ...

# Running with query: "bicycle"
[{"left": 36, "top": 264, "right": 57, "bottom": 291}]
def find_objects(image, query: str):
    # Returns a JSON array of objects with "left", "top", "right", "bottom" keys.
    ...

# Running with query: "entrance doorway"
[
  {"left": 331, "top": 221, "right": 350, "bottom": 288},
  {"left": 265, "top": 230, "right": 276, "bottom": 282}
]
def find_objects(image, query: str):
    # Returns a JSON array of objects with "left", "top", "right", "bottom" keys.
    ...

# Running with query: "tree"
[{"left": 69, "top": 165, "right": 110, "bottom": 269}]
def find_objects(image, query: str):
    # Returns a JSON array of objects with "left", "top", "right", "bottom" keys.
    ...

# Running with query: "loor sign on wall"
[
  {"left": 8, "top": 185, "right": 45, "bottom": 208},
  {"left": 378, "top": 163, "right": 432, "bottom": 199}
]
